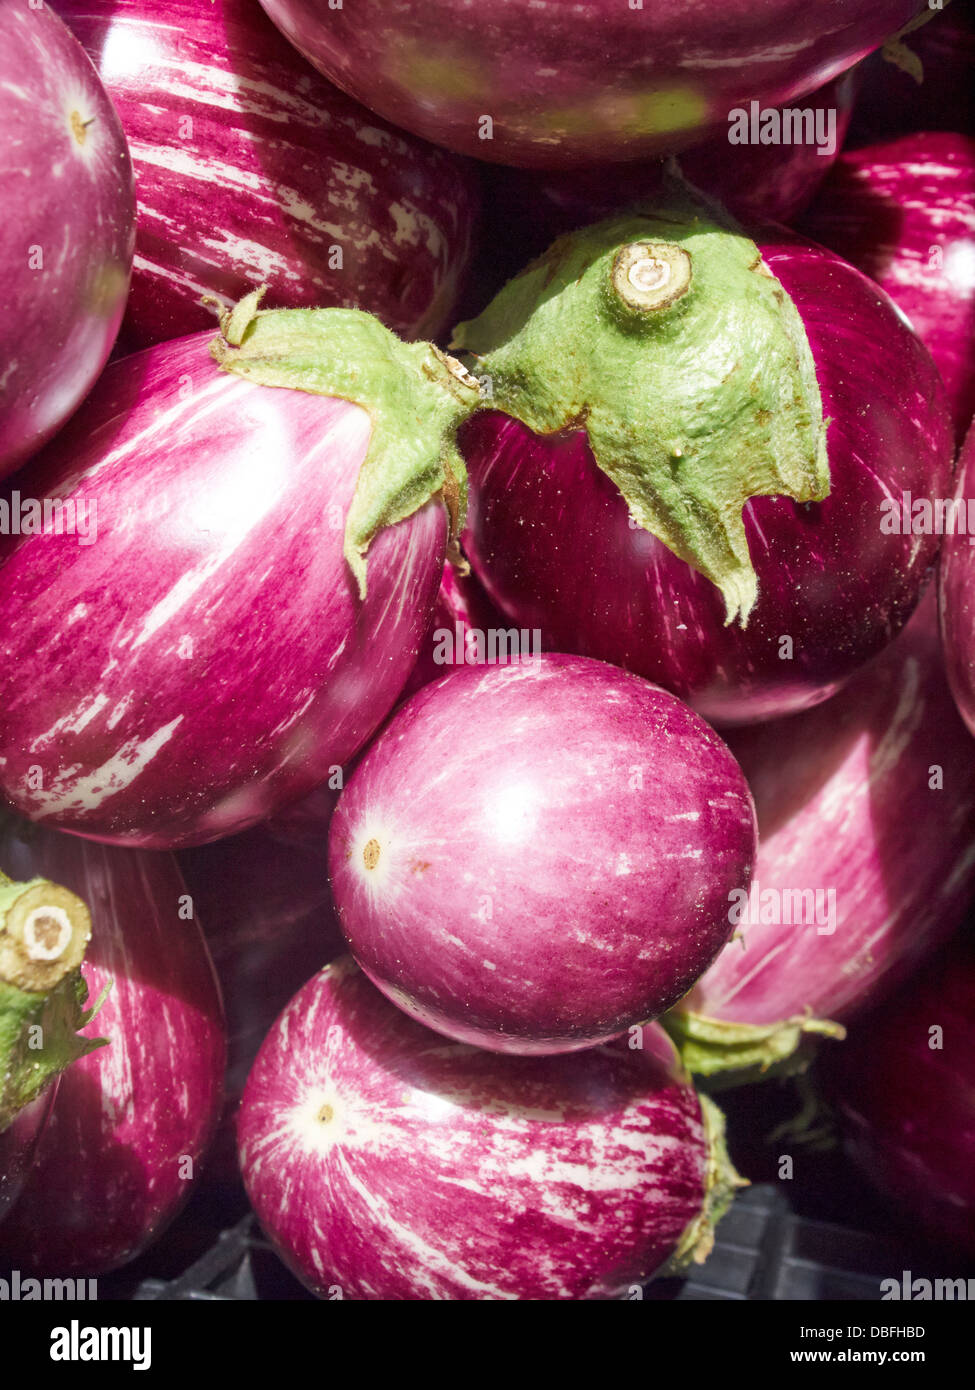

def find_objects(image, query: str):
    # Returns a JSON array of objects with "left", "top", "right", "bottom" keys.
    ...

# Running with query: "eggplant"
[
  {"left": 798, "top": 131, "right": 975, "bottom": 440},
  {"left": 257, "top": 0, "right": 920, "bottom": 166},
  {"left": 0, "top": 305, "right": 478, "bottom": 847},
  {"left": 0, "top": 818, "right": 225, "bottom": 1276},
  {"left": 238, "top": 957, "right": 743, "bottom": 1299},
  {"left": 454, "top": 181, "right": 954, "bottom": 724},
  {"left": 0, "top": 0, "right": 134, "bottom": 478},
  {"left": 823, "top": 929, "right": 975, "bottom": 1259},
  {"left": 941, "top": 415, "right": 975, "bottom": 735},
  {"left": 328, "top": 655, "right": 756, "bottom": 1053},
  {"left": 52, "top": 0, "right": 479, "bottom": 348},
  {"left": 665, "top": 593, "right": 975, "bottom": 1080}
]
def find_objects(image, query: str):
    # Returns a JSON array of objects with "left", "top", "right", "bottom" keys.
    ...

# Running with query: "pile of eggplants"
[{"left": 4, "top": 0, "right": 975, "bottom": 1304}]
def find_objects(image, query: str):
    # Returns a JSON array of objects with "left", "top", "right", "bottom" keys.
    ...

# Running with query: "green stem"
[
  {"left": 210, "top": 288, "right": 482, "bottom": 597},
  {"left": 452, "top": 168, "right": 830, "bottom": 625},
  {"left": 0, "top": 873, "right": 106, "bottom": 1133}
]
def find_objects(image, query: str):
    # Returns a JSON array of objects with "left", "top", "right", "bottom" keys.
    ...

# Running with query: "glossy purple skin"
[
  {"left": 328, "top": 656, "right": 756, "bottom": 1053},
  {"left": 258, "top": 0, "right": 920, "bottom": 168},
  {"left": 798, "top": 132, "right": 975, "bottom": 440},
  {"left": 0, "top": 1, "right": 134, "bottom": 478},
  {"left": 399, "top": 560, "right": 513, "bottom": 702},
  {"left": 684, "top": 593, "right": 975, "bottom": 1028},
  {"left": 239, "top": 957, "right": 711, "bottom": 1300},
  {"left": 940, "top": 417, "right": 975, "bottom": 735},
  {"left": 461, "top": 233, "right": 955, "bottom": 725},
  {"left": 0, "top": 820, "right": 225, "bottom": 1276},
  {"left": 462, "top": 72, "right": 857, "bottom": 314},
  {"left": 0, "top": 333, "right": 446, "bottom": 849},
  {"left": 178, "top": 788, "right": 344, "bottom": 1097},
  {"left": 824, "top": 932, "right": 975, "bottom": 1259},
  {"left": 0, "top": 1086, "right": 58, "bottom": 1229},
  {"left": 53, "top": 0, "right": 478, "bottom": 348}
]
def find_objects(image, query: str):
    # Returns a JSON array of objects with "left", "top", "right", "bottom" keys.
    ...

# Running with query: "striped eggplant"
[
  {"left": 0, "top": 817, "right": 225, "bottom": 1275},
  {"left": 454, "top": 181, "right": 954, "bottom": 724},
  {"left": 0, "top": 305, "right": 473, "bottom": 848},
  {"left": 665, "top": 593, "right": 975, "bottom": 1081},
  {"left": 238, "top": 957, "right": 743, "bottom": 1300},
  {"left": 328, "top": 655, "right": 757, "bottom": 1054},
  {"left": 798, "top": 132, "right": 975, "bottom": 439},
  {"left": 257, "top": 0, "right": 921, "bottom": 167},
  {"left": 0, "top": 0, "right": 134, "bottom": 479},
  {"left": 52, "top": 0, "right": 479, "bottom": 349}
]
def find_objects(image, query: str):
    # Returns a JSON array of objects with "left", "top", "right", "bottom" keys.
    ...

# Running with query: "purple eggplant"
[
  {"left": 0, "top": 0, "right": 134, "bottom": 479},
  {"left": 798, "top": 131, "right": 975, "bottom": 439},
  {"left": 178, "top": 789, "right": 344, "bottom": 1097},
  {"left": 941, "top": 415, "right": 975, "bottom": 735},
  {"left": 665, "top": 593, "right": 975, "bottom": 1079},
  {"left": 0, "top": 817, "right": 225, "bottom": 1276},
  {"left": 0, "top": 1086, "right": 58, "bottom": 1229},
  {"left": 823, "top": 930, "right": 975, "bottom": 1259},
  {"left": 52, "top": 0, "right": 479, "bottom": 348},
  {"left": 455, "top": 191, "right": 954, "bottom": 724},
  {"left": 238, "top": 957, "right": 742, "bottom": 1300},
  {"left": 398, "top": 560, "right": 515, "bottom": 702},
  {"left": 328, "top": 655, "right": 756, "bottom": 1053},
  {"left": 0, "top": 309, "right": 475, "bottom": 847},
  {"left": 257, "top": 0, "right": 920, "bottom": 167}
]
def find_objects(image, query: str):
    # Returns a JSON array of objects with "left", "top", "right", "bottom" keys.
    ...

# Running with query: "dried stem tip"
[
  {"left": 0, "top": 878, "right": 92, "bottom": 994},
  {"left": 611, "top": 243, "right": 692, "bottom": 314}
]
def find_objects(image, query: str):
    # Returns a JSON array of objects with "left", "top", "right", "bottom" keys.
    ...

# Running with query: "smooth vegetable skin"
[
  {"left": 178, "top": 788, "right": 344, "bottom": 1096},
  {"left": 798, "top": 132, "right": 975, "bottom": 439},
  {"left": 239, "top": 958, "right": 742, "bottom": 1300},
  {"left": 940, "top": 416, "right": 975, "bottom": 736},
  {"left": 666, "top": 593, "right": 975, "bottom": 1080},
  {"left": 458, "top": 220, "right": 954, "bottom": 724},
  {"left": 0, "top": 819, "right": 224, "bottom": 1275},
  {"left": 0, "top": 0, "right": 134, "bottom": 479},
  {"left": 257, "top": 0, "right": 921, "bottom": 166},
  {"left": 52, "top": 0, "right": 479, "bottom": 347},
  {"left": 329, "top": 655, "right": 756, "bottom": 1053},
  {"left": 0, "top": 330, "right": 447, "bottom": 848},
  {"left": 823, "top": 930, "right": 975, "bottom": 1259},
  {"left": 398, "top": 560, "right": 512, "bottom": 702},
  {"left": 0, "top": 1086, "right": 57, "bottom": 1228}
]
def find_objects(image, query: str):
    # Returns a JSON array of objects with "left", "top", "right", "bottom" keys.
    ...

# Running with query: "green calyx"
[
  {"left": 667, "top": 1093, "right": 748, "bottom": 1274},
  {"left": 451, "top": 173, "right": 830, "bottom": 624},
  {"left": 0, "top": 973, "right": 108, "bottom": 1133},
  {"left": 210, "top": 289, "right": 483, "bottom": 595},
  {"left": 661, "top": 1007, "right": 846, "bottom": 1090},
  {"left": 0, "top": 869, "right": 106, "bottom": 1132}
]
